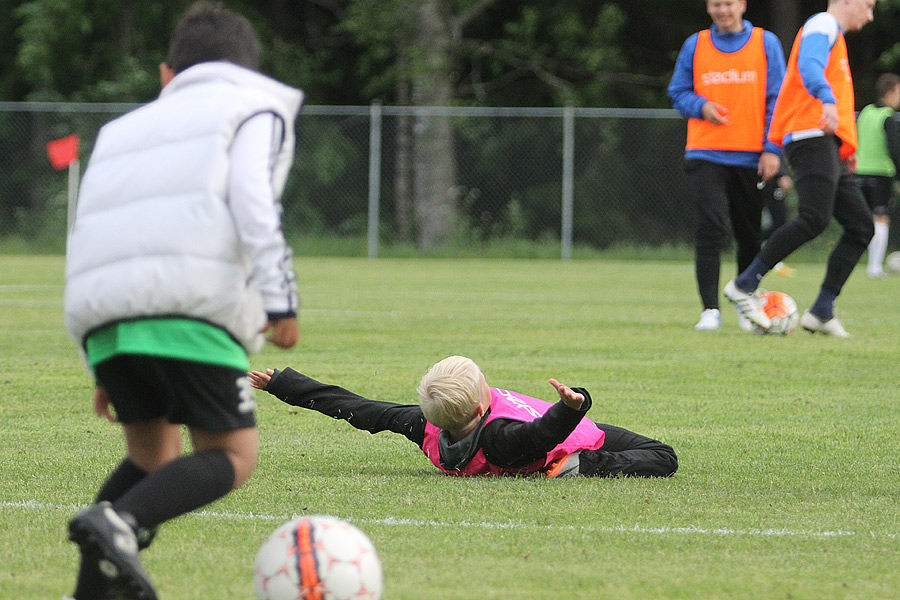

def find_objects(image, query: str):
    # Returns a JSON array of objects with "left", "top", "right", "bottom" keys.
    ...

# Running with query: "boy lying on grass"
[{"left": 250, "top": 356, "right": 677, "bottom": 478}]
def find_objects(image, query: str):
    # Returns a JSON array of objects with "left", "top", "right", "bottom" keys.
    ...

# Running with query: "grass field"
[{"left": 2, "top": 254, "right": 899, "bottom": 600}]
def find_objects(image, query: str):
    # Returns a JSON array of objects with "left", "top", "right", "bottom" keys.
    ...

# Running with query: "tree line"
[
  {"left": 3, "top": 0, "right": 900, "bottom": 249},
  {"left": 3, "top": 0, "right": 900, "bottom": 107}
]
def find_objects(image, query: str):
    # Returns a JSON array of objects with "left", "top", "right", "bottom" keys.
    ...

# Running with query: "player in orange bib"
[
  {"left": 725, "top": 0, "right": 877, "bottom": 338},
  {"left": 669, "top": 0, "right": 786, "bottom": 332}
]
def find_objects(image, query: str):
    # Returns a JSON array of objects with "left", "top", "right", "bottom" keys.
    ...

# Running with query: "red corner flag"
[{"left": 47, "top": 134, "right": 80, "bottom": 170}]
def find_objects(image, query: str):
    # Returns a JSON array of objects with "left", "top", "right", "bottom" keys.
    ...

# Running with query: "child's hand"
[
  {"left": 819, "top": 103, "right": 838, "bottom": 135},
  {"left": 265, "top": 317, "right": 299, "bottom": 349},
  {"left": 93, "top": 386, "right": 117, "bottom": 423},
  {"left": 548, "top": 379, "right": 584, "bottom": 410},
  {"left": 249, "top": 369, "right": 275, "bottom": 390},
  {"left": 701, "top": 101, "right": 729, "bottom": 125}
]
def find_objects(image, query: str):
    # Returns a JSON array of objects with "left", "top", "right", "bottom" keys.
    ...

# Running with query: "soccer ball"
[
  {"left": 885, "top": 251, "right": 900, "bottom": 274},
  {"left": 254, "top": 516, "right": 382, "bottom": 600},
  {"left": 758, "top": 291, "right": 799, "bottom": 335}
]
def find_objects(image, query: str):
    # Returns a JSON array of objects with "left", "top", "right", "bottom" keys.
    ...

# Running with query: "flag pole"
[{"left": 67, "top": 158, "right": 80, "bottom": 238}]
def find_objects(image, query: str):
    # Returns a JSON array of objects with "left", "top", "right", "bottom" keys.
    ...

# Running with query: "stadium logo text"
[{"left": 700, "top": 69, "right": 758, "bottom": 86}]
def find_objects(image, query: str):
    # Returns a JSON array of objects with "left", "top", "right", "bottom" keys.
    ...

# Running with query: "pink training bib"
[{"left": 422, "top": 387, "right": 605, "bottom": 476}]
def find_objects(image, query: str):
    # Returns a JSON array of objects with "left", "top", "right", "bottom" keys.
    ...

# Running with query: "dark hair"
[
  {"left": 876, "top": 73, "right": 900, "bottom": 100},
  {"left": 165, "top": 1, "right": 261, "bottom": 74}
]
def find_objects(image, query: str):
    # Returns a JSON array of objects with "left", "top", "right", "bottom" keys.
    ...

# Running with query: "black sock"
[
  {"left": 113, "top": 450, "right": 236, "bottom": 531},
  {"left": 73, "top": 459, "right": 149, "bottom": 600},
  {"left": 96, "top": 458, "right": 148, "bottom": 502}
]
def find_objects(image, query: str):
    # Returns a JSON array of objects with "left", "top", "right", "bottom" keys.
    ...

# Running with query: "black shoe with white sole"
[{"left": 68, "top": 502, "right": 158, "bottom": 600}]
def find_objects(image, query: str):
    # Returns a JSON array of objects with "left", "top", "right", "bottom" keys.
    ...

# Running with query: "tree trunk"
[
  {"left": 411, "top": 0, "right": 458, "bottom": 250},
  {"left": 394, "top": 43, "right": 413, "bottom": 242},
  {"left": 768, "top": 0, "right": 801, "bottom": 59}
]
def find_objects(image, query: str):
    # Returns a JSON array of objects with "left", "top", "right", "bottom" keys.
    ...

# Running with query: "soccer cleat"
[
  {"left": 736, "top": 311, "right": 753, "bottom": 331},
  {"left": 799, "top": 310, "right": 851, "bottom": 338},
  {"left": 694, "top": 308, "right": 721, "bottom": 331},
  {"left": 724, "top": 279, "right": 771, "bottom": 330},
  {"left": 68, "top": 502, "right": 158, "bottom": 600}
]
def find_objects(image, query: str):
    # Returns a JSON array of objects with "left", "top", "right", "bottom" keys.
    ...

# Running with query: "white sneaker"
[
  {"left": 724, "top": 279, "right": 771, "bottom": 330},
  {"left": 694, "top": 308, "right": 721, "bottom": 331},
  {"left": 799, "top": 310, "right": 851, "bottom": 338}
]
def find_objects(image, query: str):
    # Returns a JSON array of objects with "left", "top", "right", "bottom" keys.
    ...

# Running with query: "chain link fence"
[{"left": 0, "top": 102, "right": 706, "bottom": 257}]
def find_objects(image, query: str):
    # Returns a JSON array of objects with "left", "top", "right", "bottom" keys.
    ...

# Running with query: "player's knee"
[
  {"left": 658, "top": 446, "right": 678, "bottom": 477},
  {"left": 228, "top": 446, "right": 259, "bottom": 489},
  {"left": 796, "top": 211, "right": 830, "bottom": 238},
  {"left": 855, "top": 218, "right": 875, "bottom": 245},
  {"left": 695, "top": 229, "right": 727, "bottom": 254}
]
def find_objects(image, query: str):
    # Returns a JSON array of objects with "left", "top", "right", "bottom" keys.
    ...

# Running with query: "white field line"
[
  {"left": 301, "top": 309, "right": 402, "bottom": 318},
  {"left": 3, "top": 500, "right": 896, "bottom": 540}
]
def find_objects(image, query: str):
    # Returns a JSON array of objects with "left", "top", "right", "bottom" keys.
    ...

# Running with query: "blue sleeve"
[
  {"left": 797, "top": 32, "right": 836, "bottom": 105},
  {"left": 667, "top": 34, "right": 707, "bottom": 120},
  {"left": 763, "top": 31, "right": 787, "bottom": 155}
]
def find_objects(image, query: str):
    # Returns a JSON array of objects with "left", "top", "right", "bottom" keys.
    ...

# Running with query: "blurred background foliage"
[
  {"left": 4, "top": 0, "right": 900, "bottom": 255},
  {"left": 3, "top": 0, "right": 900, "bottom": 108}
]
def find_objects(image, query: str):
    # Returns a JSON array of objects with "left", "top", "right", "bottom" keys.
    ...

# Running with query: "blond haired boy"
[{"left": 251, "top": 356, "right": 677, "bottom": 478}]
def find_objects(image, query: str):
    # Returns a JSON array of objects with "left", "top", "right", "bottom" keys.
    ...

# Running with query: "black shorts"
[
  {"left": 856, "top": 174, "right": 894, "bottom": 216},
  {"left": 94, "top": 355, "right": 256, "bottom": 430}
]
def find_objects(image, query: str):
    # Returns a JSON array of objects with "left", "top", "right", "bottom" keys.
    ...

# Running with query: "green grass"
[{"left": 2, "top": 254, "right": 899, "bottom": 599}]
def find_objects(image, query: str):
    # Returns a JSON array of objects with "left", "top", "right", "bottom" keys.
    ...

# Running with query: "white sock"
[{"left": 868, "top": 221, "right": 889, "bottom": 274}]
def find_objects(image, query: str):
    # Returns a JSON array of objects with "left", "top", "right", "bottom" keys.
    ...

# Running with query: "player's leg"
[
  {"left": 802, "top": 172, "right": 874, "bottom": 336},
  {"left": 825, "top": 173, "right": 875, "bottom": 296},
  {"left": 727, "top": 137, "right": 841, "bottom": 329},
  {"left": 864, "top": 177, "right": 892, "bottom": 277},
  {"left": 109, "top": 359, "right": 255, "bottom": 528},
  {"left": 69, "top": 420, "right": 182, "bottom": 600},
  {"left": 870, "top": 213, "right": 890, "bottom": 277},
  {"left": 190, "top": 426, "right": 259, "bottom": 488},
  {"left": 578, "top": 424, "right": 678, "bottom": 477},
  {"left": 765, "top": 182, "right": 788, "bottom": 235},
  {"left": 728, "top": 168, "right": 766, "bottom": 330},
  {"left": 687, "top": 160, "right": 730, "bottom": 329},
  {"left": 69, "top": 356, "right": 175, "bottom": 600},
  {"left": 728, "top": 167, "right": 765, "bottom": 274},
  {"left": 70, "top": 357, "right": 253, "bottom": 599},
  {"left": 755, "top": 137, "right": 841, "bottom": 278},
  {"left": 71, "top": 459, "right": 150, "bottom": 600}
]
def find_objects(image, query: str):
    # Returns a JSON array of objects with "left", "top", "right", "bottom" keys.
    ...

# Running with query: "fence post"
[
  {"left": 367, "top": 100, "right": 383, "bottom": 259},
  {"left": 561, "top": 103, "right": 575, "bottom": 261},
  {"left": 66, "top": 158, "right": 80, "bottom": 240}
]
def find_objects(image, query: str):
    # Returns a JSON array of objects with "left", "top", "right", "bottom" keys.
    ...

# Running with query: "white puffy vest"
[{"left": 64, "top": 62, "right": 303, "bottom": 352}]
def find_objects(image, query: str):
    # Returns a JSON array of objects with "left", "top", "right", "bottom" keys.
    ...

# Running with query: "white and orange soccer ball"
[
  {"left": 254, "top": 516, "right": 382, "bottom": 600},
  {"left": 758, "top": 291, "right": 799, "bottom": 335}
]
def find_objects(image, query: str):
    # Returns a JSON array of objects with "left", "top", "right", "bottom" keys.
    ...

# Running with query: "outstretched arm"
[
  {"left": 481, "top": 382, "right": 593, "bottom": 469},
  {"left": 254, "top": 367, "right": 427, "bottom": 447}
]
